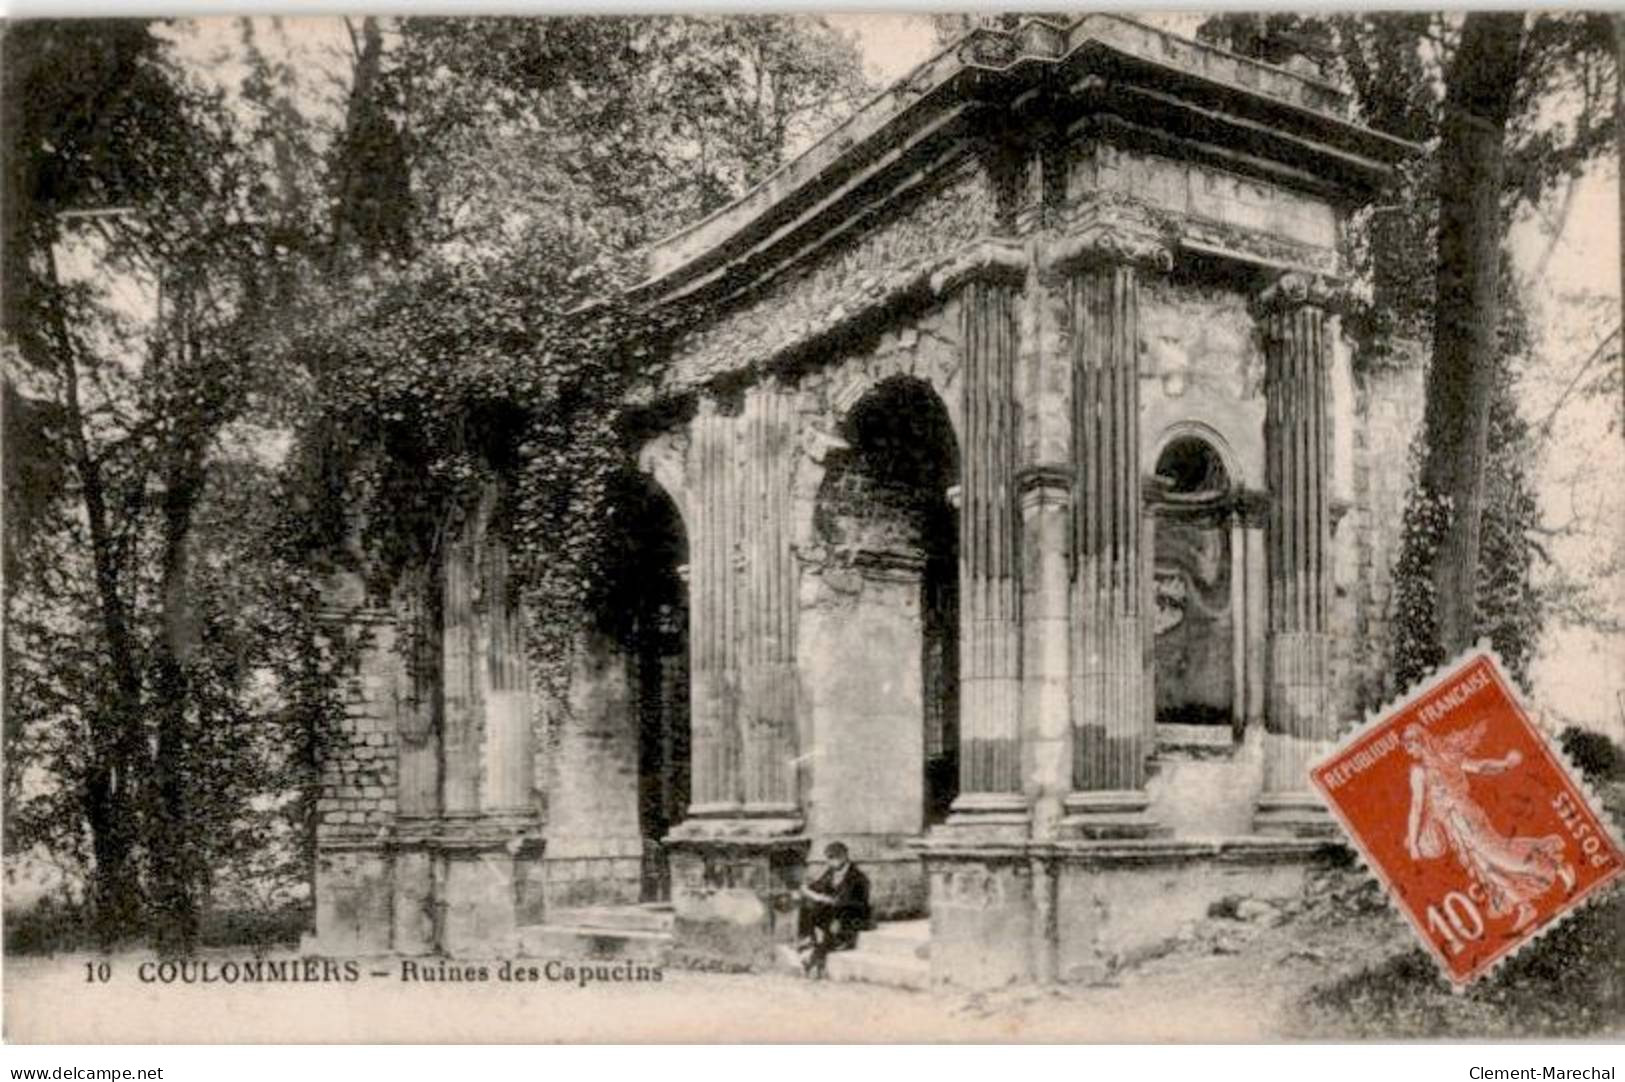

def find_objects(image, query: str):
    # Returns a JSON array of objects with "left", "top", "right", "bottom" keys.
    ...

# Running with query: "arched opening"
[
  {"left": 598, "top": 472, "right": 690, "bottom": 902},
  {"left": 1151, "top": 435, "right": 1235, "bottom": 729},
  {"left": 816, "top": 377, "right": 960, "bottom": 830}
]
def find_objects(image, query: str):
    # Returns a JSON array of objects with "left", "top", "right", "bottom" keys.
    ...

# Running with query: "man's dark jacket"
[{"left": 808, "top": 863, "right": 871, "bottom": 945}]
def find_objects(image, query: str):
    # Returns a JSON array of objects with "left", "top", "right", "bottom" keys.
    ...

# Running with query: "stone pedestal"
[
  {"left": 310, "top": 843, "right": 393, "bottom": 955},
  {"left": 919, "top": 842, "right": 1036, "bottom": 988},
  {"left": 440, "top": 845, "right": 519, "bottom": 957},
  {"left": 665, "top": 822, "right": 808, "bottom": 970}
]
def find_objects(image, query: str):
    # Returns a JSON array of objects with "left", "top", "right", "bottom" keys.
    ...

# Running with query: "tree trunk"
[
  {"left": 44, "top": 246, "right": 150, "bottom": 946},
  {"left": 1421, "top": 12, "right": 1524, "bottom": 656},
  {"left": 148, "top": 328, "right": 211, "bottom": 956},
  {"left": 1615, "top": 15, "right": 1624, "bottom": 427}
]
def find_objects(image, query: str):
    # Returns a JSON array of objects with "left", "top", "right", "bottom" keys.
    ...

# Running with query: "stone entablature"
[
  {"left": 637, "top": 15, "right": 1408, "bottom": 403},
  {"left": 638, "top": 15, "right": 1398, "bottom": 291}
]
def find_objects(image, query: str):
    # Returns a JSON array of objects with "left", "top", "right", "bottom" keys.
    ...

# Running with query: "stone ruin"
[{"left": 312, "top": 15, "right": 1427, "bottom": 986}]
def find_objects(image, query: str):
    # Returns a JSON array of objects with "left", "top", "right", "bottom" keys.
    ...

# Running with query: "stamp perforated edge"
[{"left": 1307, "top": 639, "right": 1625, "bottom": 991}]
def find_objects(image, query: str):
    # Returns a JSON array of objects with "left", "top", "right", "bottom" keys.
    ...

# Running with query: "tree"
[
  {"left": 4, "top": 14, "right": 877, "bottom": 953},
  {"left": 1200, "top": 13, "right": 1619, "bottom": 688},
  {"left": 1421, "top": 13, "right": 1526, "bottom": 656},
  {"left": 3, "top": 19, "right": 350, "bottom": 951}
]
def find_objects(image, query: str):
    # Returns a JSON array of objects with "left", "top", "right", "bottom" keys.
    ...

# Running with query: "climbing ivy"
[{"left": 282, "top": 244, "right": 689, "bottom": 708}]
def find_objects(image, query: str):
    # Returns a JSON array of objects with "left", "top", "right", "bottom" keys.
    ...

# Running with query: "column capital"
[
  {"left": 1042, "top": 203, "right": 1174, "bottom": 277},
  {"left": 930, "top": 236, "right": 1029, "bottom": 296},
  {"left": 1016, "top": 463, "right": 1072, "bottom": 500},
  {"left": 1252, "top": 270, "right": 1348, "bottom": 318},
  {"left": 1232, "top": 485, "right": 1271, "bottom": 529}
]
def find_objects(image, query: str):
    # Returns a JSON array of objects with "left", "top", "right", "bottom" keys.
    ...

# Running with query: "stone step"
[
  {"left": 773, "top": 921, "right": 932, "bottom": 991},
  {"left": 773, "top": 943, "right": 931, "bottom": 991},
  {"left": 543, "top": 905, "right": 675, "bottom": 935},
  {"left": 852, "top": 919, "right": 931, "bottom": 961},
  {"left": 520, "top": 924, "right": 672, "bottom": 964}
]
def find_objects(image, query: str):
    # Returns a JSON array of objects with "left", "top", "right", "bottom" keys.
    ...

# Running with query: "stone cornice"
[{"left": 633, "top": 14, "right": 1417, "bottom": 310}]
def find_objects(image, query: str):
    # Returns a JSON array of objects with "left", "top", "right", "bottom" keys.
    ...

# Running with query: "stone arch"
[
  {"left": 805, "top": 374, "right": 961, "bottom": 861},
  {"left": 1151, "top": 420, "right": 1244, "bottom": 492},
  {"left": 549, "top": 468, "right": 691, "bottom": 906},
  {"left": 636, "top": 430, "right": 693, "bottom": 545}
]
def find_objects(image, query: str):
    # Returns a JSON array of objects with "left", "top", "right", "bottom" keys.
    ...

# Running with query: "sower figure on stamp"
[
  {"left": 1402, "top": 721, "right": 1576, "bottom": 932},
  {"left": 796, "top": 842, "right": 870, "bottom": 978}
]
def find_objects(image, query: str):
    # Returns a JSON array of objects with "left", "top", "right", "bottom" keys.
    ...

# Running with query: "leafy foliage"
[
  {"left": 3, "top": 14, "right": 874, "bottom": 951},
  {"left": 282, "top": 244, "right": 685, "bottom": 704},
  {"left": 1392, "top": 281, "right": 1546, "bottom": 693}
]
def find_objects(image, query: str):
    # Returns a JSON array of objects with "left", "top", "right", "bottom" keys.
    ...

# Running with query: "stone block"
[
  {"left": 667, "top": 836, "right": 807, "bottom": 971},
  {"left": 923, "top": 851, "right": 1034, "bottom": 988},
  {"left": 390, "top": 848, "right": 436, "bottom": 954},
  {"left": 312, "top": 848, "right": 392, "bottom": 955},
  {"left": 441, "top": 851, "right": 518, "bottom": 957}
]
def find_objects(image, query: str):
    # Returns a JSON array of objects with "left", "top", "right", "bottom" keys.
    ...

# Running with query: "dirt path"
[{"left": 4, "top": 899, "right": 1407, "bottom": 1043}]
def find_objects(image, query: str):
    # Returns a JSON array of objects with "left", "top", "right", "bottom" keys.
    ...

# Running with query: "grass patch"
[
  {"left": 5, "top": 898, "right": 309, "bottom": 956},
  {"left": 1297, "top": 772, "right": 1625, "bottom": 1038}
]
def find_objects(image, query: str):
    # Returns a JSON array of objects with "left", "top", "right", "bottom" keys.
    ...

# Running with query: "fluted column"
[
  {"left": 685, "top": 388, "right": 802, "bottom": 823},
  {"left": 688, "top": 400, "right": 743, "bottom": 816},
  {"left": 1255, "top": 274, "right": 1338, "bottom": 835},
  {"left": 1062, "top": 260, "right": 1158, "bottom": 836},
  {"left": 396, "top": 560, "right": 441, "bottom": 817},
  {"left": 441, "top": 504, "right": 483, "bottom": 815},
  {"left": 482, "top": 536, "right": 532, "bottom": 813},
  {"left": 740, "top": 383, "right": 799, "bottom": 817},
  {"left": 950, "top": 276, "right": 1026, "bottom": 825}
]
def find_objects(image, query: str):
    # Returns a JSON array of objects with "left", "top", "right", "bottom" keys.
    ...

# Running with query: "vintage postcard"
[{"left": 3, "top": 10, "right": 1622, "bottom": 1045}]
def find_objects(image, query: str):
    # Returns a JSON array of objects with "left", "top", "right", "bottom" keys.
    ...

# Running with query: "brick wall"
[{"left": 318, "top": 607, "right": 401, "bottom": 841}]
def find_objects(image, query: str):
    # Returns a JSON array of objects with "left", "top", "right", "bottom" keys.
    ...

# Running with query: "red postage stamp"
[{"left": 1311, "top": 648, "right": 1623, "bottom": 987}]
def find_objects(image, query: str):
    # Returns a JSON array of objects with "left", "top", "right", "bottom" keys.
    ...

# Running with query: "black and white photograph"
[{"left": 2, "top": 9, "right": 1622, "bottom": 1052}]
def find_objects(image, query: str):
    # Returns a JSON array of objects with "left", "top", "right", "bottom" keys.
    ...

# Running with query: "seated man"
[{"left": 795, "top": 841, "right": 871, "bottom": 977}]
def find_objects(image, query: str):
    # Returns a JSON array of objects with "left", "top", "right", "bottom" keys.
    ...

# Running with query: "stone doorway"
[
  {"left": 1151, "top": 435, "right": 1236, "bottom": 731},
  {"left": 815, "top": 377, "right": 960, "bottom": 837},
  {"left": 602, "top": 472, "right": 691, "bottom": 903}
]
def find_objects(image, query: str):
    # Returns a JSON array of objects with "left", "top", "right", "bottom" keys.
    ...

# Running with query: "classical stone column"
[
  {"left": 687, "top": 399, "right": 743, "bottom": 817},
  {"left": 1238, "top": 490, "right": 1270, "bottom": 733},
  {"left": 481, "top": 537, "right": 532, "bottom": 814},
  {"left": 1061, "top": 248, "right": 1163, "bottom": 837},
  {"left": 739, "top": 382, "right": 799, "bottom": 818},
  {"left": 1020, "top": 468, "right": 1071, "bottom": 839},
  {"left": 441, "top": 504, "right": 483, "bottom": 816},
  {"left": 950, "top": 276, "right": 1027, "bottom": 827},
  {"left": 1255, "top": 274, "right": 1339, "bottom": 835},
  {"left": 396, "top": 561, "right": 441, "bottom": 818}
]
